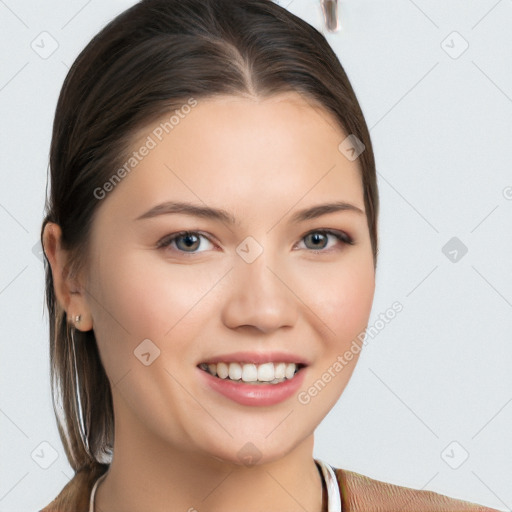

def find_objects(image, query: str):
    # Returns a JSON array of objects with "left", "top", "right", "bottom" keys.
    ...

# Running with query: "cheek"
[
  {"left": 304, "top": 253, "right": 375, "bottom": 344},
  {"left": 91, "top": 250, "right": 214, "bottom": 337},
  {"left": 296, "top": 255, "right": 374, "bottom": 414},
  {"left": 85, "top": 253, "right": 207, "bottom": 412},
  {"left": 88, "top": 250, "right": 225, "bottom": 373}
]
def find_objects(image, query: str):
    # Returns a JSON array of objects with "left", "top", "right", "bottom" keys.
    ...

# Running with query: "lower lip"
[{"left": 198, "top": 367, "right": 306, "bottom": 406}]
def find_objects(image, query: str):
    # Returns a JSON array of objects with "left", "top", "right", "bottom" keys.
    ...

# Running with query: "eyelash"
[{"left": 156, "top": 229, "right": 354, "bottom": 255}]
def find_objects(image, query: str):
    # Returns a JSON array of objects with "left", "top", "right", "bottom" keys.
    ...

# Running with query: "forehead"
[{"left": 97, "top": 92, "right": 365, "bottom": 222}]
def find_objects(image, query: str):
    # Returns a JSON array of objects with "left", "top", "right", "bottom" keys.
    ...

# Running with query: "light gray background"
[{"left": 1, "top": 1, "right": 511, "bottom": 510}]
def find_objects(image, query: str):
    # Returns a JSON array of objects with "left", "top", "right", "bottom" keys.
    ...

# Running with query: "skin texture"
[{"left": 43, "top": 91, "right": 376, "bottom": 512}]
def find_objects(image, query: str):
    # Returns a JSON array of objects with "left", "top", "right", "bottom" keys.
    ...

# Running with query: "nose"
[{"left": 220, "top": 247, "right": 299, "bottom": 335}]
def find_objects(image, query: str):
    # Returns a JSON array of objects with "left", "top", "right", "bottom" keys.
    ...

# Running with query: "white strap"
[
  {"left": 89, "top": 471, "right": 108, "bottom": 512},
  {"left": 316, "top": 459, "right": 343, "bottom": 512}
]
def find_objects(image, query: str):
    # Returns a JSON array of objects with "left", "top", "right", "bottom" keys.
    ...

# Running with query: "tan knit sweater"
[{"left": 39, "top": 464, "right": 500, "bottom": 512}]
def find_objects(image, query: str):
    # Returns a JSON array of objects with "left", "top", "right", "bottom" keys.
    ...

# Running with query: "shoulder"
[
  {"left": 334, "top": 467, "right": 500, "bottom": 512},
  {"left": 39, "top": 464, "right": 500, "bottom": 512},
  {"left": 39, "top": 465, "right": 108, "bottom": 512}
]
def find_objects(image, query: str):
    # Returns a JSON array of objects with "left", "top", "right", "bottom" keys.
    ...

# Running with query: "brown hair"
[{"left": 40, "top": 0, "right": 379, "bottom": 479}]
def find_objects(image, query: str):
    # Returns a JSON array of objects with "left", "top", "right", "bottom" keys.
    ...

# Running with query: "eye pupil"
[
  {"left": 177, "top": 233, "right": 200, "bottom": 251},
  {"left": 305, "top": 232, "right": 327, "bottom": 249}
]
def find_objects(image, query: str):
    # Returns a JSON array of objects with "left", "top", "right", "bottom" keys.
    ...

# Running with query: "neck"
[{"left": 96, "top": 400, "right": 324, "bottom": 512}]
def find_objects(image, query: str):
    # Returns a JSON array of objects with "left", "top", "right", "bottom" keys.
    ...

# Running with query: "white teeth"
[
  {"left": 217, "top": 362, "right": 229, "bottom": 379},
  {"left": 241, "top": 363, "right": 258, "bottom": 382},
  {"left": 200, "top": 361, "right": 300, "bottom": 383},
  {"left": 228, "top": 362, "right": 242, "bottom": 381},
  {"left": 257, "top": 362, "right": 274, "bottom": 382},
  {"left": 274, "top": 362, "right": 286, "bottom": 379},
  {"left": 285, "top": 363, "right": 296, "bottom": 379}
]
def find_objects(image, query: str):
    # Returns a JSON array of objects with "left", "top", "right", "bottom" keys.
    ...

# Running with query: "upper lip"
[{"left": 198, "top": 351, "right": 309, "bottom": 366}]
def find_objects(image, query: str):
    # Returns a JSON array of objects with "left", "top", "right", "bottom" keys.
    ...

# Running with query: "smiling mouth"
[{"left": 198, "top": 361, "right": 304, "bottom": 385}]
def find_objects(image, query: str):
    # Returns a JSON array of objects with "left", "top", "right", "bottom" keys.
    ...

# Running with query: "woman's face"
[{"left": 83, "top": 92, "right": 375, "bottom": 465}]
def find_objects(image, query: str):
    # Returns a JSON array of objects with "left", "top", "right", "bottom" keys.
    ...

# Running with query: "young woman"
[{"left": 39, "top": 0, "right": 500, "bottom": 510}]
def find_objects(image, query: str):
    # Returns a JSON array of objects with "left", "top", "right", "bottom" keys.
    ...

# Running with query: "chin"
[
  {"left": 203, "top": 443, "right": 293, "bottom": 468},
  {"left": 189, "top": 423, "right": 314, "bottom": 469}
]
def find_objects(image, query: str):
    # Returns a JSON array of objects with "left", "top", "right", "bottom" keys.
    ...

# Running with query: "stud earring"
[{"left": 74, "top": 314, "right": 82, "bottom": 324}]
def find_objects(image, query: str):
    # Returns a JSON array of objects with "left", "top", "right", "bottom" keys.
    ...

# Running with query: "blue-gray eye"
[
  {"left": 157, "top": 231, "right": 214, "bottom": 253},
  {"left": 157, "top": 229, "right": 353, "bottom": 254},
  {"left": 299, "top": 230, "right": 353, "bottom": 251},
  {"left": 175, "top": 232, "right": 200, "bottom": 251}
]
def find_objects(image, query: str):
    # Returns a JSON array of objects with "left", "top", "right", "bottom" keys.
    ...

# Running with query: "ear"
[{"left": 42, "top": 222, "right": 93, "bottom": 332}]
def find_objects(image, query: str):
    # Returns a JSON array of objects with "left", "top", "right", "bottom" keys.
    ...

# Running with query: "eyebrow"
[{"left": 134, "top": 200, "right": 364, "bottom": 224}]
